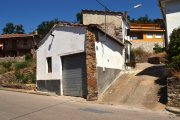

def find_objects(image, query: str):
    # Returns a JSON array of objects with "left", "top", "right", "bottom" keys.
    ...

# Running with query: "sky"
[{"left": 0, "top": 0, "right": 162, "bottom": 33}]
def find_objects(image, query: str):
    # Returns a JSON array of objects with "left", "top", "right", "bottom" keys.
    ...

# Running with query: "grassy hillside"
[{"left": 0, "top": 55, "right": 36, "bottom": 90}]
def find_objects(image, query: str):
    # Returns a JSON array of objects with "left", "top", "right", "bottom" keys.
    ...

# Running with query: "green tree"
[
  {"left": 2, "top": 23, "right": 25, "bottom": 34},
  {"left": 36, "top": 19, "right": 60, "bottom": 39},
  {"left": 76, "top": 12, "right": 83, "bottom": 24},
  {"left": 15, "top": 24, "right": 25, "bottom": 34},
  {"left": 130, "top": 14, "right": 153, "bottom": 23},
  {"left": 167, "top": 27, "right": 180, "bottom": 70},
  {"left": 167, "top": 27, "right": 180, "bottom": 61},
  {"left": 130, "top": 14, "right": 160, "bottom": 23},
  {"left": 2, "top": 23, "right": 15, "bottom": 34}
]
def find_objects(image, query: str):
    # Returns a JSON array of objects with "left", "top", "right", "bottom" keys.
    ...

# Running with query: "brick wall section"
[
  {"left": 167, "top": 77, "right": 180, "bottom": 108},
  {"left": 85, "top": 27, "right": 98, "bottom": 101}
]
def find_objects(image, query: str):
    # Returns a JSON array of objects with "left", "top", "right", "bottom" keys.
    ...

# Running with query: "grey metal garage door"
[{"left": 62, "top": 53, "right": 87, "bottom": 97}]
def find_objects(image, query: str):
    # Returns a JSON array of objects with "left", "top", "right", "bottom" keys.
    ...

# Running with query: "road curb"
[
  {"left": 0, "top": 87, "right": 56, "bottom": 96},
  {"left": 166, "top": 106, "right": 180, "bottom": 114}
]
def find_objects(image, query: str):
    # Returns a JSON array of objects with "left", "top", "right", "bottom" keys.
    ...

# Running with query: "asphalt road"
[{"left": 0, "top": 90, "right": 178, "bottom": 120}]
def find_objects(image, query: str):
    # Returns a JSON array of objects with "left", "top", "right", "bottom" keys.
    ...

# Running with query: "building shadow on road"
[
  {"left": 136, "top": 65, "right": 166, "bottom": 78},
  {"left": 155, "top": 78, "right": 167, "bottom": 105}
]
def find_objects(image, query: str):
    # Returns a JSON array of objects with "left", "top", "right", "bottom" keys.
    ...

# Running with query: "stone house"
[
  {"left": 130, "top": 23, "right": 165, "bottom": 52},
  {"left": 0, "top": 34, "right": 39, "bottom": 57},
  {"left": 159, "top": 0, "right": 180, "bottom": 46},
  {"left": 36, "top": 23, "right": 128, "bottom": 100}
]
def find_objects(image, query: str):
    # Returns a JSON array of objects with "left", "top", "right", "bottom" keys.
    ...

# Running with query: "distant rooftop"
[
  {"left": 0, "top": 34, "right": 36, "bottom": 39},
  {"left": 82, "top": 9, "right": 123, "bottom": 15},
  {"left": 131, "top": 23, "right": 162, "bottom": 26},
  {"left": 130, "top": 22, "right": 165, "bottom": 32}
]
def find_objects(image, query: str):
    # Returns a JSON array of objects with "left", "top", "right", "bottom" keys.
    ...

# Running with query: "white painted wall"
[
  {"left": 36, "top": 26, "right": 86, "bottom": 81},
  {"left": 94, "top": 18, "right": 130, "bottom": 69},
  {"left": 165, "top": 0, "right": 180, "bottom": 42},
  {"left": 95, "top": 31, "right": 124, "bottom": 70}
]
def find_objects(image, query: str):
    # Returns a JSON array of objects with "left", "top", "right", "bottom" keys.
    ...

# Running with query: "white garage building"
[{"left": 36, "top": 23, "right": 129, "bottom": 100}]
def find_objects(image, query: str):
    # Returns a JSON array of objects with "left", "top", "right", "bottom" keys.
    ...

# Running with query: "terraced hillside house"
[
  {"left": 159, "top": 0, "right": 180, "bottom": 46},
  {"left": 0, "top": 34, "right": 39, "bottom": 57},
  {"left": 130, "top": 23, "right": 165, "bottom": 52},
  {"left": 36, "top": 23, "right": 127, "bottom": 100}
]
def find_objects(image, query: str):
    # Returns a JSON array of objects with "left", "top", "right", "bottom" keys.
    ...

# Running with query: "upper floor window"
[
  {"left": 155, "top": 34, "right": 162, "bottom": 39},
  {"left": 132, "top": 36, "right": 138, "bottom": 40},
  {"left": 131, "top": 34, "right": 143, "bottom": 40},
  {"left": 146, "top": 34, "right": 153, "bottom": 39}
]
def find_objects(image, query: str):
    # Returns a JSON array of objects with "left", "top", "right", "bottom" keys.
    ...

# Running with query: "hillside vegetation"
[{"left": 0, "top": 54, "right": 36, "bottom": 90}]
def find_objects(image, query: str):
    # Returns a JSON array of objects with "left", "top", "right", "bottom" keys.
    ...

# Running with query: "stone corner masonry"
[
  {"left": 85, "top": 27, "right": 98, "bottom": 101},
  {"left": 167, "top": 77, "right": 180, "bottom": 108}
]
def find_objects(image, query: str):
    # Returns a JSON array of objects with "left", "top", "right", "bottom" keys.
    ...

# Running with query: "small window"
[
  {"left": 131, "top": 33, "right": 143, "bottom": 40},
  {"left": 155, "top": 34, "right": 162, "bottom": 39},
  {"left": 47, "top": 57, "right": 52, "bottom": 73},
  {"left": 132, "top": 36, "right": 138, "bottom": 40},
  {"left": 146, "top": 34, "right": 153, "bottom": 39}
]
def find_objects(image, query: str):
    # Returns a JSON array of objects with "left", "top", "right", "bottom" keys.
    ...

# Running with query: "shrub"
[
  {"left": 132, "top": 47, "right": 145, "bottom": 57},
  {"left": 153, "top": 43, "right": 165, "bottom": 53},
  {"left": 25, "top": 54, "right": 33, "bottom": 62},
  {"left": 14, "top": 71, "right": 22, "bottom": 82},
  {"left": 131, "top": 47, "right": 152, "bottom": 63},
  {"left": 15, "top": 62, "right": 28, "bottom": 71},
  {"left": 14, "top": 70, "right": 36, "bottom": 84},
  {"left": 167, "top": 27, "right": 180, "bottom": 70},
  {"left": 0, "top": 67, "right": 8, "bottom": 74},
  {"left": 15, "top": 71, "right": 28, "bottom": 84},
  {"left": 1, "top": 61, "right": 12, "bottom": 71},
  {"left": 21, "top": 75, "right": 29, "bottom": 84},
  {"left": 167, "top": 27, "right": 180, "bottom": 62},
  {"left": 29, "top": 73, "right": 36, "bottom": 83},
  {"left": 168, "top": 55, "right": 180, "bottom": 71}
]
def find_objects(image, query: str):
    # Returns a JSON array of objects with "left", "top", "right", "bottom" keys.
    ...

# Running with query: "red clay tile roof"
[{"left": 0, "top": 34, "right": 35, "bottom": 39}]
